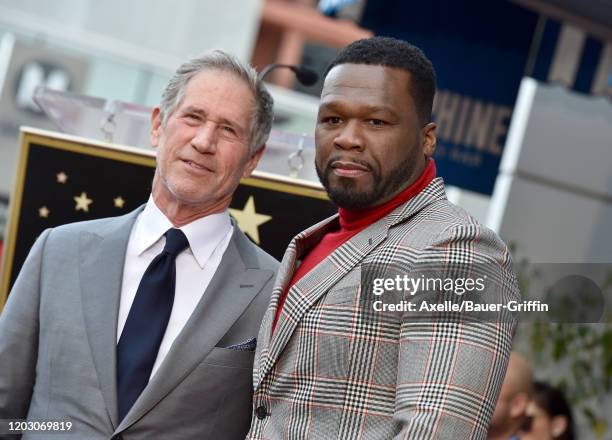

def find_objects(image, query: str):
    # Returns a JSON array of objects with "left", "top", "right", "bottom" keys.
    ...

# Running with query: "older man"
[
  {"left": 247, "top": 37, "right": 519, "bottom": 439},
  {"left": 0, "top": 50, "right": 278, "bottom": 440}
]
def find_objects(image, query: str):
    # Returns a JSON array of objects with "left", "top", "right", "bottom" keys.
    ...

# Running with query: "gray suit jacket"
[{"left": 0, "top": 207, "right": 278, "bottom": 439}]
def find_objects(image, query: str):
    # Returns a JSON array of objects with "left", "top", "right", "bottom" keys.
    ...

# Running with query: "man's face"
[
  {"left": 520, "top": 402, "right": 564, "bottom": 440},
  {"left": 150, "top": 69, "right": 263, "bottom": 212},
  {"left": 490, "top": 380, "right": 529, "bottom": 435},
  {"left": 315, "top": 63, "right": 435, "bottom": 210}
]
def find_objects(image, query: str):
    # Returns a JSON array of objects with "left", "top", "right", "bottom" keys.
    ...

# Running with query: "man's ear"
[
  {"left": 242, "top": 145, "right": 265, "bottom": 178},
  {"left": 422, "top": 122, "right": 437, "bottom": 158},
  {"left": 551, "top": 416, "right": 568, "bottom": 438},
  {"left": 509, "top": 392, "right": 530, "bottom": 418},
  {"left": 150, "top": 107, "right": 163, "bottom": 148}
]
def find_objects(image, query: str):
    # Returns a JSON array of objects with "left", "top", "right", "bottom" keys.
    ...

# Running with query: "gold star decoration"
[
  {"left": 229, "top": 196, "right": 272, "bottom": 244},
  {"left": 113, "top": 196, "right": 126, "bottom": 208},
  {"left": 74, "top": 192, "right": 93, "bottom": 212},
  {"left": 56, "top": 172, "right": 68, "bottom": 184},
  {"left": 38, "top": 206, "right": 50, "bottom": 218}
]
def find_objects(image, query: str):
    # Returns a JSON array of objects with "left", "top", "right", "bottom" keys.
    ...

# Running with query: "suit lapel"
[
  {"left": 385, "top": 177, "right": 447, "bottom": 228},
  {"left": 116, "top": 227, "right": 274, "bottom": 432},
  {"left": 255, "top": 216, "right": 388, "bottom": 390},
  {"left": 79, "top": 208, "right": 143, "bottom": 428},
  {"left": 254, "top": 214, "right": 339, "bottom": 370},
  {"left": 254, "top": 178, "right": 448, "bottom": 390}
]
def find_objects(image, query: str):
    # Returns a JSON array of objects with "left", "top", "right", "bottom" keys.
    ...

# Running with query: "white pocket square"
[{"left": 224, "top": 337, "right": 257, "bottom": 351}]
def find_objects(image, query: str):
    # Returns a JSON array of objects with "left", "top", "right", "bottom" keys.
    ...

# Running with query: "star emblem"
[
  {"left": 114, "top": 196, "right": 126, "bottom": 208},
  {"left": 56, "top": 172, "right": 68, "bottom": 184},
  {"left": 38, "top": 206, "right": 50, "bottom": 218},
  {"left": 74, "top": 192, "right": 93, "bottom": 212},
  {"left": 229, "top": 196, "right": 272, "bottom": 244}
]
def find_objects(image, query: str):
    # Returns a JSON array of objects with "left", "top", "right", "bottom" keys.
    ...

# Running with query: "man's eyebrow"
[
  {"left": 319, "top": 101, "right": 396, "bottom": 115},
  {"left": 181, "top": 106, "right": 207, "bottom": 117},
  {"left": 181, "top": 106, "right": 247, "bottom": 133},
  {"left": 218, "top": 116, "right": 246, "bottom": 133}
]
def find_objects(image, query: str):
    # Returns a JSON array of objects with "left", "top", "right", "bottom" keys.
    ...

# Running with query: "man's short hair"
[
  {"left": 160, "top": 50, "right": 274, "bottom": 154},
  {"left": 326, "top": 36, "right": 436, "bottom": 125}
]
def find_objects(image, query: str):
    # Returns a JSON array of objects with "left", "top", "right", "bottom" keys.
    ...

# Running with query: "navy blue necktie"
[{"left": 116, "top": 228, "right": 189, "bottom": 421}]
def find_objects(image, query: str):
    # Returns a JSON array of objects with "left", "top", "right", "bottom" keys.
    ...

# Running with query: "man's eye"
[
  {"left": 368, "top": 119, "right": 386, "bottom": 126},
  {"left": 185, "top": 114, "right": 201, "bottom": 122},
  {"left": 222, "top": 125, "right": 237, "bottom": 135},
  {"left": 322, "top": 116, "right": 342, "bottom": 125}
]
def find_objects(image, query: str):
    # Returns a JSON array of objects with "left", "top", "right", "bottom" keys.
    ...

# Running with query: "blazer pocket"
[
  {"left": 223, "top": 337, "right": 256, "bottom": 351},
  {"left": 201, "top": 347, "right": 255, "bottom": 370}
]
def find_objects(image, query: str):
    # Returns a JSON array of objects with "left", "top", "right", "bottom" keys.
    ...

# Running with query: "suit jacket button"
[{"left": 255, "top": 405, "right": 268, "bottom": 420}]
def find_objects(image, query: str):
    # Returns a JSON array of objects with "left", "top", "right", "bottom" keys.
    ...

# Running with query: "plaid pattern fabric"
[{"left": 247, "top": 178, "right": 519, "bottom": 439}]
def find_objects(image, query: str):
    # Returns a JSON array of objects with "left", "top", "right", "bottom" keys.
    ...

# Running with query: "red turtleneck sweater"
[{"left": 272, "top": 159, "right": 436, "bottom": 333}]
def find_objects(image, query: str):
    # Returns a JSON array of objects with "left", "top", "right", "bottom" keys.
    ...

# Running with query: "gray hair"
[{"left": 159, "top": 50, "right": 274, "bottom": 154}]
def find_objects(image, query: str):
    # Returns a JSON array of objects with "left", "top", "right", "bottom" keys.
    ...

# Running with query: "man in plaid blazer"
[{"left": 247, "top": 37, "right": 519, "bottom": 439}]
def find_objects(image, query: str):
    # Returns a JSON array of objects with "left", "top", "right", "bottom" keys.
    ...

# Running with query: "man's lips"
[
  {"left": 330, "top": 160, "right": 371, "bottom": 177},
  {"left": 181, "top": 159, "right": 213, "bottom": 173}
]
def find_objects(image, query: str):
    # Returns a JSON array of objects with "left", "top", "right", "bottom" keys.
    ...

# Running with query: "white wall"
[{"left": 488, "top": 77, "right": 612, "bottom": 262}]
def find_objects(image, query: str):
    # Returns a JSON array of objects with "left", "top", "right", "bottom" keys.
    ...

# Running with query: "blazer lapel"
[
  {"left": 254, "top": 214, "right": 338, "bottom": 374},
  {"left": 79, "top": 208, "right": 143, "bottom": 429},
  {"left": 385, "top": 177, "right": 447, "bottom": 228},
  {"left": 115, "top": 227, "right": 274, "bottom": 432},
  {"left": 255, "top": 217, "right": 388, "bottom": 390}
]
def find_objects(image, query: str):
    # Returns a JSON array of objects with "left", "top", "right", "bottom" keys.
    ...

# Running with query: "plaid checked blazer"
[{"left": 247, "top": 178, "right": 519, "bottom": 439}]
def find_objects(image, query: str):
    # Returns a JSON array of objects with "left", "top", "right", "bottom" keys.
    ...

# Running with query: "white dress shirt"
[{"left": 117, "top": 196, "right": 233, "bottom": 378}]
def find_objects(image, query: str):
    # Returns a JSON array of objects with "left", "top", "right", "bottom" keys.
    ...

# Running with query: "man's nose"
[
  {"left": 333, "top": 120, "right": 364, "bottom": 151},
  {"left": 191, "top": 121, "right": 217, "bottom": 153}
]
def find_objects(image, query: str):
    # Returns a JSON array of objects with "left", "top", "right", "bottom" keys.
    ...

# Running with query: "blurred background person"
[
  {"left": 488, "top": 352, "right": 533, "bottom": 440},
  {"left": 520, "top": 381, "right": 575, "bottom": 440}
]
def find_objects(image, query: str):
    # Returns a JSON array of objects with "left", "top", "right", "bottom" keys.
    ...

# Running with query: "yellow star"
[
  {"left": 229, "top": 196, "right": 272, "bottom": 244},
  {"left": 114, "top": 196, "right": 126, "bottom": 208},
  {"left": 38, "top": 206, "right": 50, "bottom": 218},
  {"left": 56, "top": 172, "right": 68, "bottom": 183},
  {"left": 74, "top": 192, "right": 93, "bottom": 212}
]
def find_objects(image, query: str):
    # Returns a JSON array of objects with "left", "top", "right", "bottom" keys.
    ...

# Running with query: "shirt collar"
[{"left": 133, "top": 196, "right": 233, "bottom": 268}]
